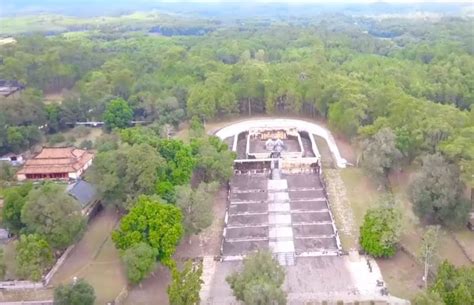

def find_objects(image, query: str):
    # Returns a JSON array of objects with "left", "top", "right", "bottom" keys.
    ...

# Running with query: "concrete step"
[{"left": 276, "top": 252, "right": 295, "bottom": 266}]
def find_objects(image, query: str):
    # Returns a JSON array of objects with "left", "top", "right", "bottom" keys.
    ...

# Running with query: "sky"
[{"left": 157, "top": 0, "right": 471, "bottom": 2}]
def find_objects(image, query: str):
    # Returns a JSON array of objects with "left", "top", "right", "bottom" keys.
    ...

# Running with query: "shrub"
[
  {"left": 79, "top": 140, "right": 93, "bottom": 150},
  {"left": 72, "top": 126, "right": 91, "bottom": 138},
  {"left": 360, "top": 198, "right": 402, "bottom": 257},
  {"left": 226, "top": 250, "right": 286, "bottom": 305},
  {"left": 54, "top": 279, "right": 96, "bottom": 305},
  {"left": 48, "top": 133, "right": 65, "bottom": 145}
]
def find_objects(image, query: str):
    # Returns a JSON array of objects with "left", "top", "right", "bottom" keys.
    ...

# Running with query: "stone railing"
[{"left": 0, "top": 301, "right": 53, "bottom": 305}]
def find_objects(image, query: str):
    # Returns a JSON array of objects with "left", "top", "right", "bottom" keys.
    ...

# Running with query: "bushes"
[
  {"left": 54, "top": 279, "right": 96, "bottom": 305},
  {"left": 167, "top": 260, "right": 203, "bottom": 305},
  {"left": 431, "top": 261, "right": 474, "bottom": 305},
  {"left": 359, "top": 197, "right": 402, "bottom": 258},
  {"left": 15, "top": 234, "right": 53, "bottom": 281},
  {"left": 48, "top": 133, "right": 65, "bottom": 145},
  {"left": 226, "top": 250, "right": 286, "bottom": 305},
  {"left": 79, "top": 139, "right": 93, "bottom": 149},
  {"left": 22, "top": 183, "right": 86, "bottom": 250}
]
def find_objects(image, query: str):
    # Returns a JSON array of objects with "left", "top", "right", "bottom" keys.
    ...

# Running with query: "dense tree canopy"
[
  {"left": 167, "top": 261, "right": 203, "bottom": 305},
  {"left": 21, "top": 183, "right": 86, "bottom": 250},
  {"left": 87, "top": 143, "right": 165, "bottom": 209},
  {"left": 112, "top": 196, "right": 184, "bottom": 264},
  {"left": 54, "top": 279, "right": 96, "bottom": 305},
  {"left": 431, "top": 261, "right": 474, "bottom": 305},
  {"left": 226, "top": 250, "right": 287, "bottom": 305},
  {"left": 176, "top": 182, "right": 218, "bottom": 236},
  {"left": 0, "top": 15, "right": 471, "bottom": 191},
  {"left": 408, "top": 154, "right": 470, "bottom": 228},
  {"left": 103, "top": 98, "right": 134, "bottom": 130},
  {"left": 1, "top": 183, "right": 32, "bottom": 234},
  {"left": 15, "top": 234, "right": 53, "bottom": 281},
  {"left": 359, "top": 128, "right": 402, "bottom": 184},
  {"left": 191, "top": 136, "right": 235, "bottom": 183},
  {"left": 122, "top": 242, "right": 156, "bottom": 285}
]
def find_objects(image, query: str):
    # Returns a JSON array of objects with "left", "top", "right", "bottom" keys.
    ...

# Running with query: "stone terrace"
[{"left": 222, "top": 172, "right": 340, "bottom": 262}]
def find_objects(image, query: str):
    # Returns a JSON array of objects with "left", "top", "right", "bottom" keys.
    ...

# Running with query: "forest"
[
  {"left": 0, "top": 13, "right": 472, "bottom": 189},
  {"left": 0, "top": 6, "right": 473, "bottom": 305}
]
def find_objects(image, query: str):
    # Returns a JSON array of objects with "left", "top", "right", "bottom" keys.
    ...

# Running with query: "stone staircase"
[
  {"left": 277, "top": 252, "right": 295, "bottom": 266},
  {"left": 268, "top": 168, "right": 296, "bottom": 266}
]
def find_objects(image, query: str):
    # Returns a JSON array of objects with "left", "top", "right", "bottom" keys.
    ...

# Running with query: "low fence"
[
  {"left": 0, "top": 301, "right": 53, "bottom": 305},
  {"left": 44, "top": 244, "right": 76, "bottom": 286},
  {"left": 0, "top": 281, "right": 43, "bottom": 290}
]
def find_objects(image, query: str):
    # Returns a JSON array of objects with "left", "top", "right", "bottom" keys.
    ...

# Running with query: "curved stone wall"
[{"left": 214, "top": 119, "right": 347, "bottom": 168}]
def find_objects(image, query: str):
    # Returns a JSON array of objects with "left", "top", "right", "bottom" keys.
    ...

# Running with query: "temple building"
[{"left": 16, "top": 147, "right": 94, "bottom": 181}]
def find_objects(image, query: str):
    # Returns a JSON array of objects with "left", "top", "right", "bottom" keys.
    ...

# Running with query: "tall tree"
[
  {"left": 226, "top": 250, "right": 286, "bottom": 305},
  {"left": 2, "top": 183, "right": 32, "bottom": 234},
  {"left": 87, "top": 143, "right": 165, "bottom": 210},
  {"left": 431, "top": 261, "right": 474, "bottom": 305},
  {"left": 112, "top": 196, "right": 184, "bottom": 265},
  {"left": 15, "top": 234, "right": 53, "bottom": 281},
  {"left": 191, "top": 136, "right": 235, "bottom": 184},
  {"left": 418, "top": 225, "right": 441, "bottom": 289},
  {"left": 21, "top": 183, "right": 86, "bottom": 250},
  {"left": 176, "top": 182, "right": 218, "bottom": 236},
  {"left": 408, "top": 154, "right": 470, "bottom": 228},
  {"left": 167, "top": 260, "right": 203, "bottom": 305},
  {"left": 54, "top": 279, "right": 96, "bottom": 305},
  {"left": 103, "top": 98, "right": 133, "bottom": 130},
  {"left": 122, "top": 242, "right": 156, "bottom": 285},
  {"left": 360, "top": 128, "right": 402, "bottom": 184}
]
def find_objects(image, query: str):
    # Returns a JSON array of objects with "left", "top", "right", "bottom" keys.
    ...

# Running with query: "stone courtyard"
[{"left": 200, "top": 119, "right": 410, "bottom": 305}]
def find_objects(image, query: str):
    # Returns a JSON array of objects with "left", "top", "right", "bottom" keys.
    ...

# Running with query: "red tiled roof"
[{"left": 17, "top": 147, "right": 94, "bottom": 175}]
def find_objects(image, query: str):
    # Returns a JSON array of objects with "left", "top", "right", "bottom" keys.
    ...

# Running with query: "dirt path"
[{"left": 50, "top": 207, "right": 127, "bottom": 305}]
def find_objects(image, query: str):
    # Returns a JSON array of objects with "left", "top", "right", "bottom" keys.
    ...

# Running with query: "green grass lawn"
[
  {"left": 339, "top": 168, "right": 380, "bottom": 227},
  {"left": 390, "top": 170, "right": 472, "bottom": 267},
  {"left": 337, "top": 167, "right": 473, "bottom": 300}
]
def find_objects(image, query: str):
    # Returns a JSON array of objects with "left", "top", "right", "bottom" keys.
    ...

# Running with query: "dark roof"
[{"left": 67, "top": 180, "right": 97, "bottom": 208}]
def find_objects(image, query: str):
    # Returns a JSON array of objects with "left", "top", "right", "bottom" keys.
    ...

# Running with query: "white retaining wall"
[{"left": 214, "top": 119, "right": 347, "bottom": 168}]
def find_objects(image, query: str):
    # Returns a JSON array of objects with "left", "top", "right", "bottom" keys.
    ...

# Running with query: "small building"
[
  {"left": 0, "top": 153, "right": 24, "bottom": 166},
  {"left": 67, "top": 179, "right": 101, "bottom": 219},
  {"left": 0, "top": 80, "right": 25, "bottom": 99},
  {"left": 17, "top": 147, "right": 94, "bottom": 181}
]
